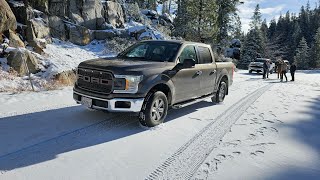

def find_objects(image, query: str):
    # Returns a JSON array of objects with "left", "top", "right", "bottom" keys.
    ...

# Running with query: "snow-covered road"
[{"left": 0, "top": 71, "right": 319, "bottom": 180}]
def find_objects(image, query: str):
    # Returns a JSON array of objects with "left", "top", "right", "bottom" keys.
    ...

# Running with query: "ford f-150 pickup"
[{"left": 73, "top": 40, "right": 234, "bottom": 127}]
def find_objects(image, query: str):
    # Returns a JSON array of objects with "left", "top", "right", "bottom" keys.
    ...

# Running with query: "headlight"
[{"left": 113, "top": 75, "right": 143, "bottom": 94}]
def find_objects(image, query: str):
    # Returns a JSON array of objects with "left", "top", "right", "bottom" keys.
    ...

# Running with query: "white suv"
[{"left": 248, "top": 58, "right": 275, "bottom": 74}]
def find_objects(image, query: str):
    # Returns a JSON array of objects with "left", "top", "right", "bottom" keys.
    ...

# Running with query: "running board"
[{"left": 172, "top": 94, "right": 214, "bottom": 109}]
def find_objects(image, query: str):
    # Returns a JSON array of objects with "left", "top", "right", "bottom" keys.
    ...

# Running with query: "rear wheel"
[
  {"left": 213, "top": 81, "right": 227, "bottom": 103},
  {"left": 139, "top": 91, "right": 168, "bottom": 127}
]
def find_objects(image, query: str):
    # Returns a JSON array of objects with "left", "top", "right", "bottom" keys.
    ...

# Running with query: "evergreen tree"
[
  {"left": 250, "top": 4, "right": 262, "bottom": 29},
  {"left": 294, "top": 37, "right": 310, "bottom": 69},
  {"left": 240, "top": 4, "right": 265, "bottom": 66},
  {"left": 215, "top": 0, "right": 244, "bottom": 45},
  {"left": 229, "top": 13, "right": 242, "bottom": 39},
  {"left": 310, "top": 27, "right": 320, "bottom": 68}
]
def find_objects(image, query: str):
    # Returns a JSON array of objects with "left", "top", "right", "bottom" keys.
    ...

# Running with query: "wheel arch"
[
  {"left": 147, "top": 83, "right": 173, "bottom": 106},
  {"left": 217, "top": 74, "right": 229, "bottom": 95}
]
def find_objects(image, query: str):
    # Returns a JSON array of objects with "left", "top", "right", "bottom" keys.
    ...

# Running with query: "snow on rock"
[
  {"left": 8, "top": 0, "right": 24, "bottom": 7},
  {"left": 42, "top": 38, "right": 112, "bottom": 78},
  {"left": 0, "top": 38, "right": 115, "bottom": 92}
]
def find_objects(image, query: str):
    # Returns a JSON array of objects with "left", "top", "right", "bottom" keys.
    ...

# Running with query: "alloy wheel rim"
[
  {"left": 219, "top": 85, "right": 226, "bottom": 101},
  {"left": 151, "top": 98, "right": 165, "bottom": 121}
]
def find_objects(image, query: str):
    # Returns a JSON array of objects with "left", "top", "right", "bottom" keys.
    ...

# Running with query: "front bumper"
[{"left": 73, "top": 91, "right": 144, "bottom": 112}]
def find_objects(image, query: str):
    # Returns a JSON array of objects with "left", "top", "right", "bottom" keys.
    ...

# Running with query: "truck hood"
[
  {"left": 249, "top": 62, "right": 263, "bottom": 66},
  {"left": 78, "top": 57, "right": 174, "bottom": 75}
]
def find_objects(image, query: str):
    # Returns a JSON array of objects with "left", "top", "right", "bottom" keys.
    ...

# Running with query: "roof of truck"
[{"left": 141, "top": 40, "right": 211, "bottom": 47}]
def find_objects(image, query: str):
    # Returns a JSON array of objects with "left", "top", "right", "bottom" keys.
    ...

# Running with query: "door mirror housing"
[{"left": 182, "top": 59, "right": 195, "bottom": 69}]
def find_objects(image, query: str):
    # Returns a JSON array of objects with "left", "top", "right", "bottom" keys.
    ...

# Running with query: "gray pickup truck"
[{"left": 73, "top": 40, "right": 234, "bottom": 127}]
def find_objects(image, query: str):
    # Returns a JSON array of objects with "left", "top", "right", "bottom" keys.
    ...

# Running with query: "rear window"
[{"left": 198, "top": 46, "right": 212, "bottom": 64}]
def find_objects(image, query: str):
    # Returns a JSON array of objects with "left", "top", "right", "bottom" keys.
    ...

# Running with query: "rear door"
[
  {"left": 171, "top": 45, "right": 201, "bottom": 103},
  {"left": 196, "top": 46, "right": 218, "bottom": 95}
]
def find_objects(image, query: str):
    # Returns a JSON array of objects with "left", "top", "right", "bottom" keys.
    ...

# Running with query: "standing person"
[
  {"left": 276, "top": 59, "right": 281, "bottom": 79},
  {"left": 266, "top": 60, "right": 270, "bottom": 78},
  {"left": 280, "top": 60, "right": 288, "bottom": 82},
  {"left": 263, "top": 60, "right": 268, "bottom": 79},
  {"left": 290, "top": 62, "right": 297, "bottom": 81}
]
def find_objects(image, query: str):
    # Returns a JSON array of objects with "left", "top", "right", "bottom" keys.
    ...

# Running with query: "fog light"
[{"left": 115, "top": 101, "right": 131, "bottom": 109}]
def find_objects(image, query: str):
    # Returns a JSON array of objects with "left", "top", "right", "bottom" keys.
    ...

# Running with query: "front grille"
[{"left": 77, "top": 68, "right": 113, "bottom": 94}]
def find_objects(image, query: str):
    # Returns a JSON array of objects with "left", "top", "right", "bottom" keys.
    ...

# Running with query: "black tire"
[
  {"left": 213, "top": 81, "right": 227, "bottom": 103},
  {"left": 139, "top": 91, "right": 168, "bottom": 127},
  {"left": 249, "top": 70, "right": 253, "bottom": 74}
]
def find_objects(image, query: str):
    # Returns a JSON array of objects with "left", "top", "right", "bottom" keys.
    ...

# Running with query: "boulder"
[
  {"left": 48, "top": 16, "right": 67, "bottom": 40},
  {"left": 0, "top": 0, "right": 17, "bottom": 33},
  {"left": 94, "top": 30, "right": 117, "bottom": 40},
  {"left": 123, "top": 2, "right": 141, "bottom": 22},
  {"left": 139, "top": 31, "right": 154, "bottom": 40},
  {"left": 8, "top": 0, "right": 26, "bottom": 24},
  {"left": 7, "top": 49, "right": 40, "bottom": 76},
  {"left": 29, "top": 0, "right": 49, "bottom": 13},
  {"left": 7, "top": 29, "right": 25, "bottom": 48},
  {"left": 67, "top": 24, "right": 92, "bottom": 46},
  {"left": 49, "top": 0, "right": 67, "bottom": 16},
  {"left": 25, "top": 20, "right": 45, "bottom": 54},
  {"left": 54, "top": 70, "right": 76, "bottom": 85},
  {"left": 69, "top": 0, "right": 104, "bottom": 30},
  {"left": 30, "top": 18, "right": 50, "bottom": 39},
  {"left": 103, "top": 1, "right": 125, "bottom": 28}
]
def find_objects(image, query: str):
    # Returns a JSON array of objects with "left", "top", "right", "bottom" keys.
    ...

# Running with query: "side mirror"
[{"left": 182, "top": 59, "right": 195, "bottom": 69}]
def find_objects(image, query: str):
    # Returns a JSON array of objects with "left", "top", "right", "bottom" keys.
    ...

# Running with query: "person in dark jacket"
[
  {"left": 262, "top": 61, "right": 269, "bottom": 79},
  {"left": 290, "top": 63, "right": 297, "bottom": 81}
]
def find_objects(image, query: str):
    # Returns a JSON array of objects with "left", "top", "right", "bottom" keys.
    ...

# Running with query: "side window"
[
  {"left": 126, "top": 44, "right": 148, "bottom": 58},
  {"left": 198, "top": 46, "right": 213, "bottom": 64},
  {"left": 179, "top": 45, "right": 198, "bottom": 64}
]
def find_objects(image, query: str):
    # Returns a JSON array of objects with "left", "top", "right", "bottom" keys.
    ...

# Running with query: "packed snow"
[{"left": 0, "top": 70, "right": 319, "bottom": 179}]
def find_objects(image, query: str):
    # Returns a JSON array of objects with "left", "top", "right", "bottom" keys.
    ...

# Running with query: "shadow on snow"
[
  {"left": 0, "top": 100, "right": 215, "bottom": 171},
  {"left": 268, "top": 94, "right": 320, "bottom": 179}
]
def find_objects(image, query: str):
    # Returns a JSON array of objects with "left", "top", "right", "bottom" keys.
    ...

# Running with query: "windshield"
[{"left": 118, "top": 42, "right": 181, "bottom": 62}]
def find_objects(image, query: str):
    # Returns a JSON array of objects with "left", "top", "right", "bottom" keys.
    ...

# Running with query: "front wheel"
[
  {"left": 213, "top": 81, "right": 227, "bottom": 103},
  {"left": 139, "top": 91, "right": 168, "bottom": 127}
]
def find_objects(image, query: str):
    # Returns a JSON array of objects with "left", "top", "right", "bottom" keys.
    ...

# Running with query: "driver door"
[{"left": 171, "top": 45, "right": 201, "bottom": 103}]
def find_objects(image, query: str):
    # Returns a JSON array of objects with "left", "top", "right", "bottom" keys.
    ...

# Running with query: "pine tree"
[
  {"left": 310, "top": 27, "right": 320, "bottom": 68},
  {"left": 240, "top": 4, "right": 265, "bottom": 66},
  {"left": 216, "top": 0, "right": 242, "bottom": 45},
  {"left": 229, "top": 13, "right": 242, "bottom": 39},
  {"left": 174, "top": 0, "right": 218, "bottom": 42},
  {"left": 294, "top": 37, "right": 310, "bottom": 69},
  {"left": 250, "top": 4, "right": 262, "bottom": 30}
]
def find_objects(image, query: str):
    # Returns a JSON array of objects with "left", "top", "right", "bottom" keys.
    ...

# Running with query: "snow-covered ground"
[{"left": 0, "top": 70, "right": 319, "bottom": 180}]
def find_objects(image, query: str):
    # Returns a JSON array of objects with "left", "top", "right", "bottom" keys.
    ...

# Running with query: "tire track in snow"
[
  {"left": 146, "top": 84, "right": 273, "bottom": 180},
  {"left": 0, "top": 113, "right": 137, "bottom": 173}
]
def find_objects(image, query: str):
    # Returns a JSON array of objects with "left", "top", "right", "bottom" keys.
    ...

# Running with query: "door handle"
[
  {"left": 211, "top": 70, "right": 217, "bottom": 74},
  {"left": 196, "top": 70, "right": 202, "bottom": 76}
]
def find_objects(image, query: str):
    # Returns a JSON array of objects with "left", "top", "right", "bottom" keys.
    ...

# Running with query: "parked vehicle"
[
  {"left": 248, "top": 58, "right": 275, "bottom": 74},
  {"left": 73, "top": 40, "right": 234, "bottom": 127}
]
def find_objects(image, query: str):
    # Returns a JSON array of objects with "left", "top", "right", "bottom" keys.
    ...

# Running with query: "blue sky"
[{"left": 238, "top": 0, "right": 319, "bottom": 32}]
